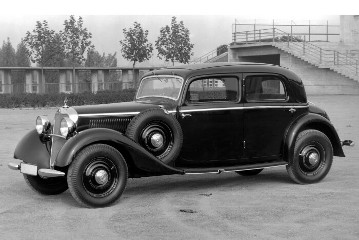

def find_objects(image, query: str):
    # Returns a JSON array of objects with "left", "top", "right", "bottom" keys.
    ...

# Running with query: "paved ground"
[{"left": 0, "top": 95, "right": 358, "bottom": 240}]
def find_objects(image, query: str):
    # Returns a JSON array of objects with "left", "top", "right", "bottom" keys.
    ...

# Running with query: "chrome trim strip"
[
  {"left": 185, "top": 163, "right": 287, "bottom": 175},
  {"left": 79, "top": 112, "right": 141, "bottom": 117},
  {"left": 180, "top": 105, "right": 308, "bottom": 113}
]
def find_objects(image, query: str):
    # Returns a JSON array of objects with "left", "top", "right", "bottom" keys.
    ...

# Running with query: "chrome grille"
[
  {"left": 53, "top": 111, "right": 64, "bottom": 135},
  {"left": 89, "top": 117, "right": 132, "bottom": 133}
]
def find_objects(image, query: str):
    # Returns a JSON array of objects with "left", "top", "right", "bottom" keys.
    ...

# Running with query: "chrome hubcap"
[
  {"left": 94, "top": 169, "right": 109, "bottom": 185},
  {"left": 150, "top": 133, "right": 164, "bottom": 148},
  {"left": 308, "top": 152, "right": 319, "bottom": 165},
  {"left": 299, "top": 145, "right": 323, "bottom": 172}
]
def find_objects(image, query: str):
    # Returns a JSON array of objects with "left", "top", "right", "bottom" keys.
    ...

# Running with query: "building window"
[
  {"left": 31, "top": 74, "right": 38, "bottom": 93},
  {"left": 65, "top": 79, "right": 72, "bottom": 92},
  {"left": 98, "top": 75, "right": 104, "bottom": 91},
  {"left": 64, "top": 71, "right": 72, "bottom": 93},
  {"left": 0, "top": 79, "right": 3, "bottom": 93}
]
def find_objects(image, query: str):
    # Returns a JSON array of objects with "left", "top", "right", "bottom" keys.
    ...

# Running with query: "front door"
[
  {"left": 177, "top": 75, "right": 244, "bottom": 167},
  {"left": 243, "top": 74, "right": 306, "bottom": 161}
]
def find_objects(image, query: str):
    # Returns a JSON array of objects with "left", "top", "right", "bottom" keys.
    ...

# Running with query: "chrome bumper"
[
  {"left": 341, "top": 140, "right": 354, "bottom": 147},
  {"left": 8, "top": 162, "right": 65, "bottom": 178}
]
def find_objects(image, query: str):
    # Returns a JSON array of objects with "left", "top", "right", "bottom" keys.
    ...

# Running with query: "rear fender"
[
  {"left": 13, "top": 130, "right": 50, "bottom": 169},
  {"left": 56, "top": 128, "right": 184, "bottom": 175},
  {"left": 284, "top": 113, "right": 345, "bottom": 161}
]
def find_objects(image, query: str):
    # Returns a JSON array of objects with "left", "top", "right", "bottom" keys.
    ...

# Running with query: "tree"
[
  {"left": 0, "top": 38, "right": 16, "bottom": 66},
  {"left": 120, "top": 22, "right": 153, "bottom": 86},
  {"left": 62, "top": 15, "right": 93, "bottom": 66},
  {"left": 155, "top": 16, "right": 194, "bottom": 65},
  {"left": 85, "top": 48, "right": 117, "bottom": 67},
  {"left": 42, "top": 33, "right": 66, "bottom": 67},
  {"left": 120, "top": 22, "right": 153, "bottom": 68},
  {"left": 23, "top": 20, "right": 56, "bottom": 66},
  {"left": 15, "top": 40, "right": 31, "bottom": 67},
  {"left": 85, "top": 48, "right": 103, "bottom": 67},
  {"left": 103, "top": 52, "right": 117, "bottom": 67}
]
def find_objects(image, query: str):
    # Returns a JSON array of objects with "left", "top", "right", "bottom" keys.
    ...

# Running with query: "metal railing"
[
  {"left": 232, "top": 21, "right": 340, "bottom": 42},
  {"left": 233, "top": 28, "right": 358, "bottom": 80},
  {"left": 191, "top": 45, "right": 229, "bottom": 64}
]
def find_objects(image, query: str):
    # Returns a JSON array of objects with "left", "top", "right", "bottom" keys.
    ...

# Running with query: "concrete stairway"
[{"left": 272, "top": 41, "right": 359, "bottom": 82}]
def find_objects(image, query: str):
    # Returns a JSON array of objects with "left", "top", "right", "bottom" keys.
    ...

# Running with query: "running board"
[{"left": 182, "top": 161, "right": 287, "bottom": 174}]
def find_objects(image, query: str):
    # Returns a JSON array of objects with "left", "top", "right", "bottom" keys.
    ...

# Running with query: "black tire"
[
  {"left": 67, "top": 144, "right": 128, "bottom": 208},
  {"left": 286, "top": 129, "right": 333, "bottom": 184},
  {"left": 235, "top": 168, "right": 263, "bottom": 176},
  {"left": 125, "top": 108, "right": 183, "bottom": 164},
  {"left": 24, "top": 174, "right": 68, "bottom": 195}
]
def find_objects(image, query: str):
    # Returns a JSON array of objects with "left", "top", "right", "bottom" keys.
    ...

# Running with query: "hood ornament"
[{"left": 63, "top": 96, "right": 69, "bottom": 108}]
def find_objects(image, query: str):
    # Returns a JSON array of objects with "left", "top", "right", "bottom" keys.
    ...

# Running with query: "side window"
[
  {"left": 245, "top": 75, "right": 287, "bottom": 102},
  {"left": 186, "top": 76, "right": 239, "bottom": 103}
]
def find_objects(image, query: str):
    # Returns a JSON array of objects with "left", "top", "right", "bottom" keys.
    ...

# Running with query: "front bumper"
[{"left": 8, "top": 162, "right": 65, "bottom": 178}]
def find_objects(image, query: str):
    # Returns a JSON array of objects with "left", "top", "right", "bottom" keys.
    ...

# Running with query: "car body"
[{"left": 9, "top": 62, "right": 346, "bottom": 207}]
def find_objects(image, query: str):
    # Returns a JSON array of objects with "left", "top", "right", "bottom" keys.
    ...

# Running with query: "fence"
[{"left": 0, "top": 67, "right": 159, "bottom": 95}]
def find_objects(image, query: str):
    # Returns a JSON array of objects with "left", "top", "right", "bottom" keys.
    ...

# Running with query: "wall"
[
  {"left": 0, "top": 67, "right": 156, "bottom": 94},
  {"left": 340, "top": 15, "right": 359, "bottom": 44}
]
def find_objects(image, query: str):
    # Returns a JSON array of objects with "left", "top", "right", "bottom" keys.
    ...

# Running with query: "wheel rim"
[
  {"left": 82, "top": 156, "right": 119, "bottom": 198},
  {"left": 299, "top": 144, "right": 325, "bottom": 173},
  {"left": 140, "top": 121, "right": 174, "bottom": 159}
]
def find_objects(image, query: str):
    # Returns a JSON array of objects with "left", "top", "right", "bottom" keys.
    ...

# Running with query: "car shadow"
[{"left": 124, "top": 169, "right": 292, "bottom": 196}]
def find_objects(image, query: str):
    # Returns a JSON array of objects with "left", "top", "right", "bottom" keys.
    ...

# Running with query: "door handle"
[
  {"left": 289, "top": 108, "right": 296, "bottom": 113},
  {"left": 181, "top": 113, "right": 192, "bottom": 118}
]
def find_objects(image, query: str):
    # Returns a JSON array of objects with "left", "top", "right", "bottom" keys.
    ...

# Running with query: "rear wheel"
[
  {"left": 235, "top": 169, "right": 263, "bottom": 176},
  {"left": 67, "top": 144, "right": 128, "bottom": 208},
  {"left": 286, "top": 129, "right": 333, "bottom": 184},
  {"left": 24, "top": 174, "right": 68, "bottom": 195}
]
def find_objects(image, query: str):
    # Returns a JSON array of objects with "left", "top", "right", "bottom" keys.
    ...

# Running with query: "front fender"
[
  {"left": 284, "top": 113, "right": 345, "bottom": 161},
  {"left": 13, "top": 130, "right": 50, "bottom": 169},
  {"left": 56, "top": 128, "right": 184, "bottom": 175}
]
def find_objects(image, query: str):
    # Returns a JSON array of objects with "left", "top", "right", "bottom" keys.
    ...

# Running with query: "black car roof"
[{"left": 142, "top": 62, "right": 302, "bottom": 83}]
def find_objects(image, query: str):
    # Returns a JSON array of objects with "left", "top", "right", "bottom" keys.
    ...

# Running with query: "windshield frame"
[{"left": 136, "top": 75, "right": 185, "bottom": 101}]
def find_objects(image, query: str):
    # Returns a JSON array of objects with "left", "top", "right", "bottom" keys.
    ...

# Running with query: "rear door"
[{"left": 243, "top": 74, "right": 306, "bottom": 161}]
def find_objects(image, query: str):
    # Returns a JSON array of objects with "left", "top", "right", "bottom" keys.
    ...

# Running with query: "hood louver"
[{"left": 89, "top": 117, "right": 133, "bottom": 133}]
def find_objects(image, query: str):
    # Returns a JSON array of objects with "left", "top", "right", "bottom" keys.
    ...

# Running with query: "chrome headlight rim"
[
  {"left": 35, "top": 116, "right": 51, "bottom": 134},
  {"left": 60, "top": 117, "right": 76, "bottom": 137}
]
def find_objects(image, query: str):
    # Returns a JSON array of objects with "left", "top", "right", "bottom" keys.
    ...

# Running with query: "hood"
[{"left": 73, "top": 100, "right": 176, "bottom": 117}]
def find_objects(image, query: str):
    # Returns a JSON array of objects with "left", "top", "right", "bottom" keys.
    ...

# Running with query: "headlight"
[
  {"left": 60, "top": 117, "right": 76, "bottom": 137},
  {"left": 35, "top": 116, "right": 50, "bottom": 134}
]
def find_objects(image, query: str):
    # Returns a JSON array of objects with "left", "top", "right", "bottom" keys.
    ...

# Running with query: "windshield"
[{"left": 136, "top": 76, "right": 184, "bottom": 100}]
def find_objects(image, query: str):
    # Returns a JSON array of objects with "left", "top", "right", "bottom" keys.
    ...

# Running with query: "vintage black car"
[{"left": 9, "top": 62, "right": 346, "bottom": 207}]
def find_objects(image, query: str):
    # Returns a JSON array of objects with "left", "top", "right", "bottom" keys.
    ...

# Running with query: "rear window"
[{"left": 245, "top": 75, "right": 287, "bottom": 102}]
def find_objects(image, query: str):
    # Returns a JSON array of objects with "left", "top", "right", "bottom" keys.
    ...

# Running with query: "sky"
[{"left": 0, "top": 0, "right": 351, "bottom": 67}]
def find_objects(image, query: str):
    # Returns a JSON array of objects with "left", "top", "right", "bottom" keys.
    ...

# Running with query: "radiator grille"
[{"left": 89, "top": 117, "right": 133, "bottom": 133}]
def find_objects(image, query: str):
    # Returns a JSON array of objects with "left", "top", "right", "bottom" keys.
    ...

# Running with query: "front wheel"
[
  {"left": 286, "top": 129, "right": 333, "bottom": 184},
  {"left": 67, "top": 144, "right": 128, "bottom": 208},
  {"left": 24, "top": 174, "right": 68, "bottom": 195}
]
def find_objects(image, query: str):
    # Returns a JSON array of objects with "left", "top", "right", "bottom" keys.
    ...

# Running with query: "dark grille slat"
[{"left": 89, "top": 117, "right": 132, "bottom": 133}]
